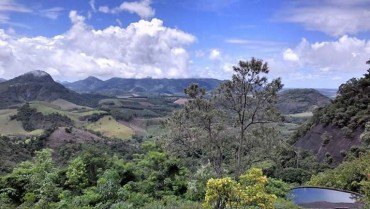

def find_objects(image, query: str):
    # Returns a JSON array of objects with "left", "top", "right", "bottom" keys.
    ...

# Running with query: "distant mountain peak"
[
  {"left": 24, "top": 70, "right": 50, "bottom": 78},
  {"left": 11, "top": 70, "right": 54, "bottom": 83},
  {"left": 0, "top": 71, "right": 107, "bottom": 108},
  {"left": 84, "top": 76, "right": 102, "bottom": 82}
]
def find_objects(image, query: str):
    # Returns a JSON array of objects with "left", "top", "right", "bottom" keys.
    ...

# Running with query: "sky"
[{"left": 0, "top": 0, "right": 370, "bottom": 88}]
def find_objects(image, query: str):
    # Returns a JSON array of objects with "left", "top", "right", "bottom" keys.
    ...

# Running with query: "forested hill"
[
  {"left": 0, "top": 71, "right": 107, "bottom": 108},
  {"left": 64, "top": 77, "right": 223, "bottom": 95},
  {"left": 276, "top": 89, "right": 331, "bottom": 114},
  {"left": 295, "top": 68, "right": 370, "bottom": 164}
]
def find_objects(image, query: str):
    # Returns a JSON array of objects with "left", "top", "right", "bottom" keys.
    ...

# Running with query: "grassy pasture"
[
  {"left": 0, "top": 109, "right": 43, "bottom": 136},
  {"left": 51, "top": 99, "right": 90, "bottom": 111},
  {"left": 288, "top": 111, "right": 313, "bottom": 118},
  {"left": 86, "top": 116, "right": 133, "bottom": 139},
  {"left": 29, "top": 101, "right": 106, "bottom": 127}
]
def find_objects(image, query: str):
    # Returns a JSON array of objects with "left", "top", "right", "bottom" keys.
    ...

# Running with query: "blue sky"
[{"left": 0, "top": 0, "right": 370, "bottom": 88}]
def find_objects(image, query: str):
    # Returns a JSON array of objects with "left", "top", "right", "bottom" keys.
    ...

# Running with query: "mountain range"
[
  {"left": 0, "top": 71, "right": 335, "bottom": 115},
  {"left": 64, "top": 76, "right": 223, "bottom": 95},
  {"left": 0, "top": 71, "right": 107, "bottom": 108}
]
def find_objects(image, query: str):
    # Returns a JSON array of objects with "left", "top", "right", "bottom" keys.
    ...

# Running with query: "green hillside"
[
  {"left": 295, "top": 67, "right": 370, "bottom": 164},
  {"left": 0, "top": 71, "right": 108, "bottom": 109},
  {"left": 86, "top": 116, "right": 134, "bottom": 139}
]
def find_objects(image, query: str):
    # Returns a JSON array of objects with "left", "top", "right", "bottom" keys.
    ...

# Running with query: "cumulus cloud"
[
  {"left": 209, "top": 49, "right": 221, "bottom": 60},
  {"left": 99, "top": 0, "right": 155, "bottom": 19},
  {"left": 266, "top": 35, "right": 370, "bottom": 87},
  {"left": 279, "top": 0, "right": 370, "bottom": 36},
  {"left": 0, "top": 11, "right": 196, "bottom": 80},
  {"left": 283, "top": 36, "right": 370, "bottom": 73},
  {"left": 283, "top": 49, "right": 299, "bottom": 62}
]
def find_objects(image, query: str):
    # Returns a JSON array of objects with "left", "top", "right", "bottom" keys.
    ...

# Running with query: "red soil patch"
[{"left": 46, "top": 127, "right": 103, "bottom": 150}]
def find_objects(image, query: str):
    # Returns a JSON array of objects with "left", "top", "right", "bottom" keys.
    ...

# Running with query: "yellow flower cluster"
[{"left": 203, "top": 168, "right": 276, "bottom": 209}]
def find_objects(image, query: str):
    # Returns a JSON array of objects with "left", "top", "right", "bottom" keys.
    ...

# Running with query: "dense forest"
[{"left": 0, "top": 58, "right": 369, "bottom": 209}]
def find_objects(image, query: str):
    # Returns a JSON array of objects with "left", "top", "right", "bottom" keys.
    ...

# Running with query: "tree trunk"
[{"left": 236, "top": 125, "right": 244, "bottom": 179}]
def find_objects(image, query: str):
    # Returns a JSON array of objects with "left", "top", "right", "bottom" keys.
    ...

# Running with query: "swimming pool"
[{"left": 288, "top": 187, "right": 364, "bottom": 208}]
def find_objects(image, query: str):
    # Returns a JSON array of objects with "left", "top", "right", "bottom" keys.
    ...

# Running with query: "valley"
[
  {"left": 0, "top": 65, "right": 369, "bottom": 209},
  {"left": 1, "top": 1, "right": 369, "bottom": 208}
]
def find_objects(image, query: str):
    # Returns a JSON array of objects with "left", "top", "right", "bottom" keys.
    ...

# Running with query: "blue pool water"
[{"left": 288, "top": 187, "right": 362, "bottom": 204}]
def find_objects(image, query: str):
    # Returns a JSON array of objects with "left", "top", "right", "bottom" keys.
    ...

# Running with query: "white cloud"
[
  {"left": 225, "top": 39, "right": 283, "bottom": 46},
  {"left": 116, "top": 19, "right": 123, "bottom": 27},
  {"left": 0, "top": 0, "right": 31, "bottom": 24},
  {"left": 209, "top": 49, "right": 221, "bottom": 60},
  {"left": 283, "top": 48, "right": 299, "bottom": 62},
  {"left": 222, "top": 63, "right": 233, "bottom": 72},
  {"left": 280, "top": 0, "right": 370, "bottom": 36},
  {"left": 267, "top": 35, "right": 370, "bottom": 87},
  {"left": 0, "top": 0, "right": 32, "bottom": 13},
  {"left": 0, "top": 0, "right": 63, "bottom": 26},
  {"left": 39, "top": 7, "right": 64, "bottom": 20},
  {"left": 225, "top": 38, "right": 285, "bottom": 53},
  {"left": 89, "top": 0, "right": 96, "bottom": 12},
  {"left": 285, "top": 36, "right": 370, "bottom": 73},
  {"left": 0, "top": 11, "right": 196, "bottom": 80},
  {"left": 69, "top": 10, "right": 85, "bottom": 24},
  {"left": 98, "top": 6, "right": 110, "bottom": 13},
  {"left": 99, "top": 0, "right": 155, "bottom": 19}
]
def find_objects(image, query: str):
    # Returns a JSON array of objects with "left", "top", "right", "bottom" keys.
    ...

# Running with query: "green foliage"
[
  {"left": 360, "top": 122, "right": 370, "bottom": 146},
  {"left": 0, "top": 149, "right": 62, "bottom": 208},
  {"left": 203, "top": 168, "right": 277, "bottom": 209},
  {"left": 166, "top": 59, "right": 285, "bottom": 179},
  {"left": 216, "top": 58, "right": 283, "bottom": 178},
  {"left": 97, "top": 169, "right": 121, "bottom": 200},
  {"left": 14, "top": 103, "right": 73, "bottom": 131},
  {"left": 308, "top": 151, "right": 370, "bottom": 194},
  {"left": 166, "top": 83, "right": 229, "bottom": 177},
  {"left": 267, "top": 145, "right": 323, "bottom": 184},
  {"left": 186, "top": 163, "right": 216, "bottom": 201},
  {"left": 313, "top": 68, "right": 370, "bottom": 132},
  {"left": 265, "top": 178, "right": 290, "bottom": 199},
  {"left": 0, "top": 142, "right": 192, "bottom": 209},
  {"left": 66, "top": 157, "right": 89, "bottom": 191}
]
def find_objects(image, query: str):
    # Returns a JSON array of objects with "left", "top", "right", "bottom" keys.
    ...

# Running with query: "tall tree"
[
  {"left": 216, "top": 57, "right": 283, "bottom": 178},
  {"left": 165, "top": 84, "right": 229, "bottom": 177}
]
